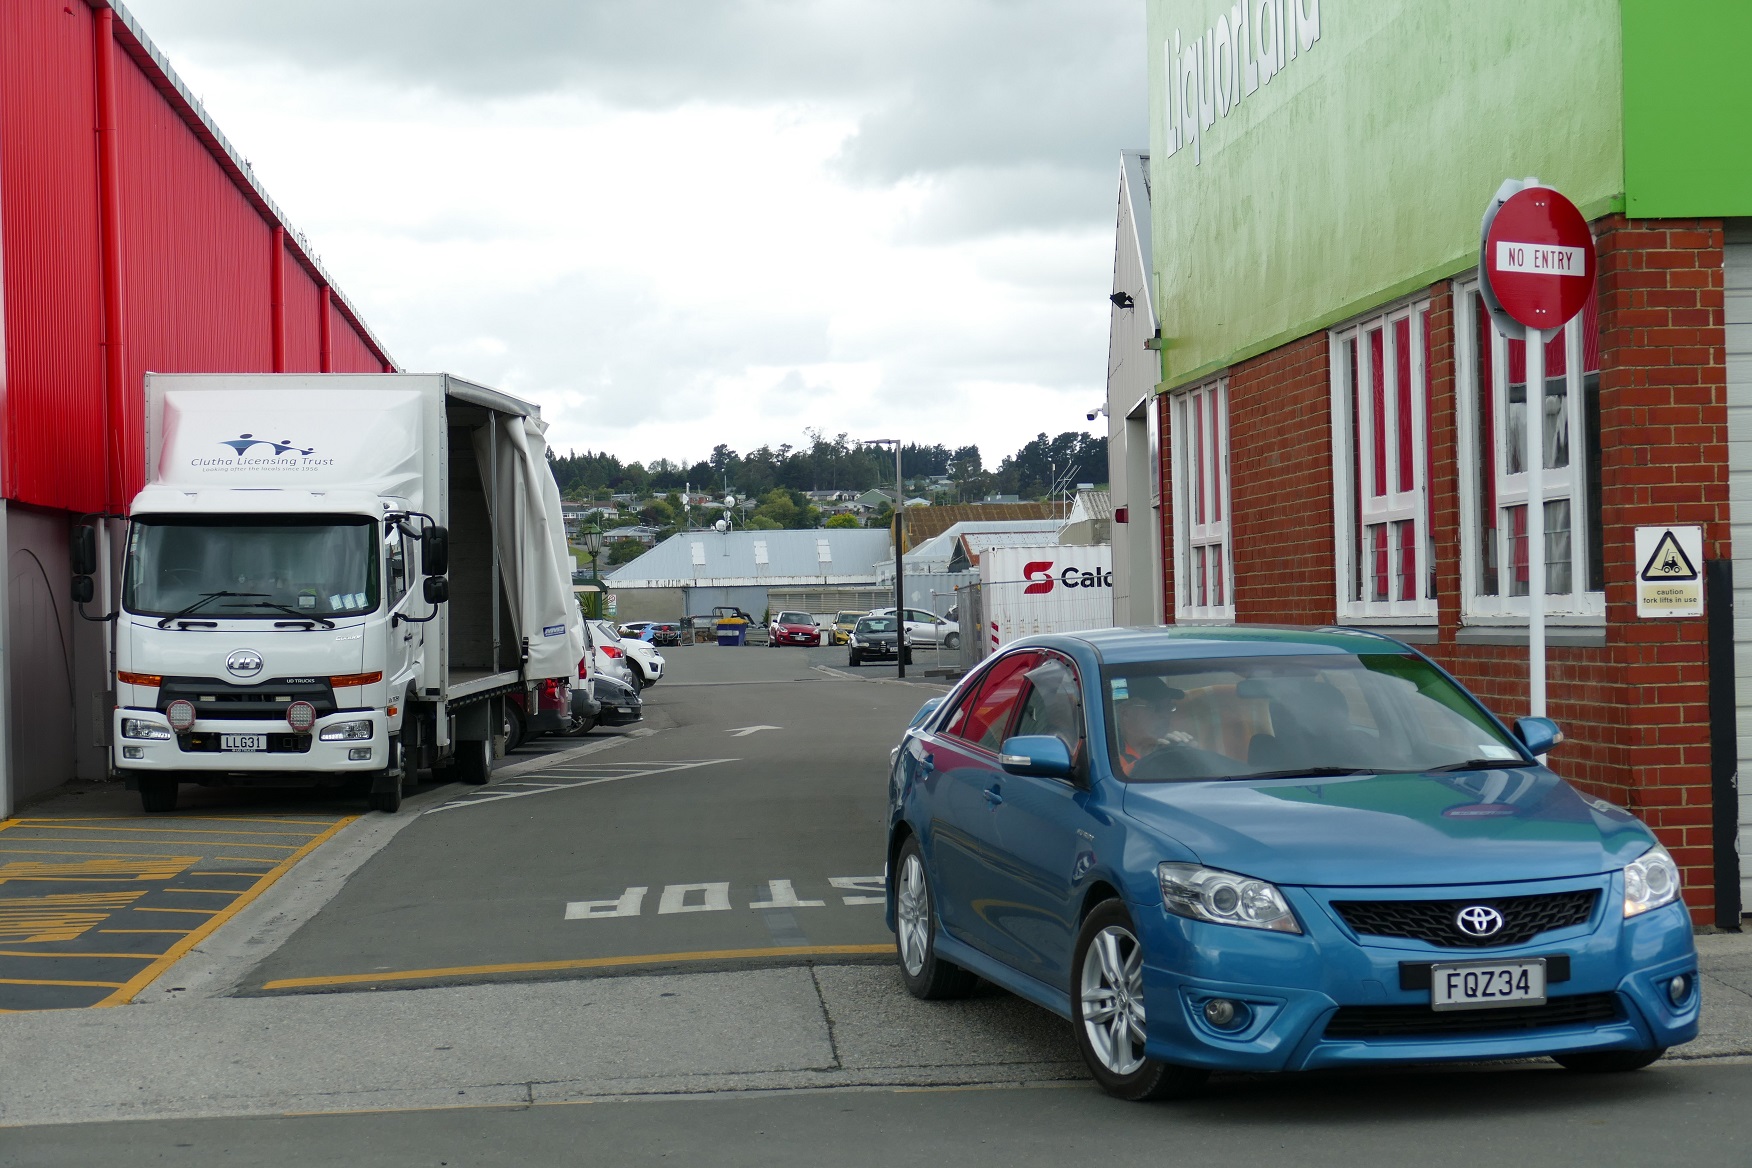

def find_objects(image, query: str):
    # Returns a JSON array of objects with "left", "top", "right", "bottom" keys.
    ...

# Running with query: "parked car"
[
  {"left": 647, "top": 622, "right": 682, "bottom": 647},
  {"left": 569, "top": 659, "right": 641, "bottom": 734},
  {"left": 831, "top": 610, "right": 867, "bottom": 646},
  {"left": 885, "top": 626, "right": 1698, "bottom": 1101},
  {"left": 583, "top": 619, "right": 637, "bottom": 689},
  {"left": 769, "top": 610, "right": 823, "bottom": 647},
  {"left": 592, "top": 619, "right": 664, "bottom": 688},
  {"left": 618, "top": 620, "right": 655, "bottom": 638},
  {"left": 848, "top": 615, "right": 911, "bottom": 667},
  {"left": 870, "top": 606, "right": 960, "bottom": 650},
  {"left": 506, "top": 677, "right": 576, "bottom": 752}
]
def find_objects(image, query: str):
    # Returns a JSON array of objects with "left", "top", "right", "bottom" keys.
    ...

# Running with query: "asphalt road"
[
  {"left": 241, "top": 643, "right": 948, "bottom": 993},
  {"left": 8, "top": 1060, "right": 1750, "bottom": 1167}
]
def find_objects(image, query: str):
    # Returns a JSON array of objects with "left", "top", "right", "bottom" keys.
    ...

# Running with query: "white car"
[
  {"left": 868, "top": 606, "right": 961, "bottom": 650},
  {"left": 590, "top": 620, "right": 664, "bottom": 689}
]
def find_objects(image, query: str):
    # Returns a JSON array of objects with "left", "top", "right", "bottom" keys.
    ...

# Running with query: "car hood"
[{"left": 1121, "top": 768, "right": 1652, "bottom": 888}]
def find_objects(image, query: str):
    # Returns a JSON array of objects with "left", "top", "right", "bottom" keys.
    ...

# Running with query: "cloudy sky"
[{"left": 123, "top": 1, "right": 1147, "bottom": 467}]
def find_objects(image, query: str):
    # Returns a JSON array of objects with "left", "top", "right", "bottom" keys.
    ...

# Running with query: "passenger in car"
[{"left": 1113, "top": 676, "right": 1193, "bottom": 777}]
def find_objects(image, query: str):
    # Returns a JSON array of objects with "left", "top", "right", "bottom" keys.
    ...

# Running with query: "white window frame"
[
  {"left": 1454, "top": 277, "right": 1604, "bottom": 624},
  {"left": 1329, "top": 299, "right": 1437, "bottom": 623},
  {"left": 1170, "top": 377, "right": 1233, "bottom": 622}
]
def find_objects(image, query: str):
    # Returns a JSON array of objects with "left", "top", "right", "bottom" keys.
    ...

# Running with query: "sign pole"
[{"left": 1526, "top": 328, "right": 1547, "bottom": 719}]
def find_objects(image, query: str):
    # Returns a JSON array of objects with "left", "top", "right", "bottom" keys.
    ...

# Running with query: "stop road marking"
[{"left": 565, "top": 876, "right": 883, "bottom": 920}]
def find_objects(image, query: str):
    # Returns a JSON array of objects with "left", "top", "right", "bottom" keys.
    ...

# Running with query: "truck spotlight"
[
  {"left": 165, "top": 700, "right": 195, "bottom": 732},
  {"left": 286, "top": 701, "right": 317, "bottom": 732}
]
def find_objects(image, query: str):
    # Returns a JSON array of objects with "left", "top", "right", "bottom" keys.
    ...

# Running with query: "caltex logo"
[
  {"left": 1021, "top": 561, "right": 1114, "bottom": 596},
  {"left": 1022, "top": 561, "right": 1056, "bottom": 595}
]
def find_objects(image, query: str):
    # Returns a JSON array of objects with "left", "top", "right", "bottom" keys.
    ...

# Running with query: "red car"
[{"left": 767, "top": 611, "right": 823, "bottom": 647}]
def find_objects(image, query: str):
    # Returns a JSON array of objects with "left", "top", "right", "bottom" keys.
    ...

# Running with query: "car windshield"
[
  {"left": 594, "top": 622, "right": 622, "bottom": 643},
  {"left": 1103, "top": 653, "right": 1525, "bottom": 782},
  {"left": 836, "top": 612, "right": 864, "bottom": 623},
  {"left": 778, "top": 612, "right": 812, "bottom": 625},
  {"left": 124, "top": 515, "right": 379, "bottom": 618},
  {"left": 858, "top": 618, "right": 896, "bottom": 634}
]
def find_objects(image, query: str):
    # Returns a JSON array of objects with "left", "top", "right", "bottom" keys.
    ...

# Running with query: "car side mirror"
[
  {"left": 72, "top": 575, "right": 95, "bottom": 604},
  {"left": 1513, "top": 716, "right": 1564, "bottom": 757},
  {"left": 423, "top": 576, "right": 450, "bottom": 604},
  {"left": 71, "top": 524, "right": 99, "bottom": 575},
  {"left": 998, "top": 735, "right": 1074, "bottom": 779},
  {"left": 422, "top": 525, "right": 450, "bottom": 576}
]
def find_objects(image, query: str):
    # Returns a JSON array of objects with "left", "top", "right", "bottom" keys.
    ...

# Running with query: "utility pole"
[{"left": 866, "top": 439, "right": 906, "bottom": 678}]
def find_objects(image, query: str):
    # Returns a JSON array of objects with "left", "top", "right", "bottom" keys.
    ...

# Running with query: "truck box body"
[
  {"left": 110, "top": 373, "right": 583, "bottom": 807},
  {"left": 978, "top": 544, "right": 1115, "bottom": 651}
]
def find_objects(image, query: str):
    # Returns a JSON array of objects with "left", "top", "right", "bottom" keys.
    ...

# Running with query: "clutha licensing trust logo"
[{"left": 220, "top": 434, "right": 316, "bottom": 457}]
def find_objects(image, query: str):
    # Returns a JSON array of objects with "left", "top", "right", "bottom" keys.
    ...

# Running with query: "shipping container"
[{"left": 978, "top": 545, "right": 1115, "bottom": 651}]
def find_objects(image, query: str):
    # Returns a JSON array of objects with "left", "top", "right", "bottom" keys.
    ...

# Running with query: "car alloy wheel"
[
  {"left": 893, "top": 837, "right": 977, "bottom": 999},
  {"left": 1080, "top": 924, "right": 1148, "bottom": 1076},
  {"left": 897, "top": 852, "right": 930, "bottom": 977}
]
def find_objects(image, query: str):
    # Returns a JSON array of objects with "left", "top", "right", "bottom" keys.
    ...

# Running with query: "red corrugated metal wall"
[
  {"left": 0, "top": 1, "right": 108, "bottom": 512},
  {"left": 0, "top": 0, "right": 394, "bottom": 511},
  {"left": 282, "top": 246, "right": 322, "bottom": 373}
]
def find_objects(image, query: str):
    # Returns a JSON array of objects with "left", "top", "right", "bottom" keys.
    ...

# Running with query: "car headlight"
[
  {"left": 1623, "top": 845, "right": 1681, "bottom": 917},
  {"left": 121, "top": 718, "right": 173, "bottom": 741},
  {"left": 1158, "top": 862, "right": 1301, "bottom": 933},
  {"left": 318, "top": 719, "right": 375, "bottom": 742}
]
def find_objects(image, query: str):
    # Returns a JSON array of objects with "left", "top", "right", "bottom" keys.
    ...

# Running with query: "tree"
[
  {"left": 606, "top": 539, "right": 645, "bottom": 566},
  {"left": 824, "top": 513, "right": 859, "bottom": 529}
]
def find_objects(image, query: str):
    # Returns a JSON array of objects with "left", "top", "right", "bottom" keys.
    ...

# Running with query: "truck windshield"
[{"left": 124, "top": 516, "right": 380, "bottom": 618}]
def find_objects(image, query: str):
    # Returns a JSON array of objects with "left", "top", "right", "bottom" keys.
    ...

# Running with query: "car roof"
[{"left": 1015, "top": 624, "right": 1419, "bottom": 665}]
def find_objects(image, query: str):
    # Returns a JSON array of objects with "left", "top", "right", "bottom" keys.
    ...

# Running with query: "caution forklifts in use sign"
[{"left": 1634, "top": 526, "right": 1703, "bottom": 618}]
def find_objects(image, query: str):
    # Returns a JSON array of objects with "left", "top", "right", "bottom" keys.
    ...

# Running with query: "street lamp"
[
  {"left": 864, "top": 438, "right": 906, "bottom": 679},
  {"left": 583, "top": 526, "right": 605, "bottom": 619}
]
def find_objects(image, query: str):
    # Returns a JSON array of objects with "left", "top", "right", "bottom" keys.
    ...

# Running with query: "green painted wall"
[
  {"left": 1622, "top": 0, "right": 1752, "bottom": 218},
  {"left": 1148, "top": 0, "right": 1624, "bottom": 390}
]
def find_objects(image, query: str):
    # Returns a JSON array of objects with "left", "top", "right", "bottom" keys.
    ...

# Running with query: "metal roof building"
[{"left": 601, "top": 528, "right": 894, "bottom": 623}]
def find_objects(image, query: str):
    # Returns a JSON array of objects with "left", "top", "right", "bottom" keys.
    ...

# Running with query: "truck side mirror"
[
  {"left": 71, "top": 524, "right": 99, "bottom": 575},
  {"left": 72, "top": 576, "right": 95, "bottom": 604},
  {"left": 422, "top": 526, "right": 450, "bottom": 577},
  {"left": 423, "top": 576, "right": 450, "bottom": 604}
]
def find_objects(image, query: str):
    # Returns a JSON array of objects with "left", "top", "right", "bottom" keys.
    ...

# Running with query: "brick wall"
[{"left": 1154, "top": 215, "right": 1731, "bottom": 921}]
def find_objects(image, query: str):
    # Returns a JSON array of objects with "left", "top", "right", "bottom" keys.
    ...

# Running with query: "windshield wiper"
[
  {"left": 157, "top": 592, "right": 268, "bottom": 629},
  {"left": 1230, "top": 766, "right": 1386, "bottom": 781},
  {"left": 223, "top": 600, "right": 337, "bottom": 629},
  {"left": 1423, "top": 757, "right": 1538, "bottom": 773}
]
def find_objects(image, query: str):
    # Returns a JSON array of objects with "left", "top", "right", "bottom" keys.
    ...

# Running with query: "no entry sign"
[{"left": 1481, "top": 184, "right": 1595, "bottom": 333}]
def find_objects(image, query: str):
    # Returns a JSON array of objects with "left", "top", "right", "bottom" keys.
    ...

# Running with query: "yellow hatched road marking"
[
  {"left": 99, "top": 929, "right": 193, "bottom": 935},
  {"left": 0, "top": 891, "right": 150, "bottom": 943},
  {"left": 92, "top": 816, "right": 357, "bottom": 1007},
  {"left": 158, "top": 888, "right": 248, "bottom": 895},
  {"left": 130, "top": 907, "right": 220, "bottom": 915},
  {"left": 190, "top": 871, "right": 266, "bottom": 877},
  {"left": 23, "top": 816, "right": 339, "bottom": 827},
  {"left": 0, "top": 857, "right": 197, "bottom": 884},
  {"left": 0, "top": 848, "right": 235, "bottom": 860},
  {"left": 213, "top": 856, "right": 282, "bottom": 863},
  {"left": 261, "top": 943, "right": 895, "bottom": 991},
  {"left": 0, "top": 950, "right": 158, "bottom": 959},
  {"left": 0, "top": 838, "right": 300, "bottom": 850},
  {"left": 6, "top": 823, "right": 319, "bottom": 838},
  {"left": 0, "top": 977, "right": 127, "bottom": 988}
]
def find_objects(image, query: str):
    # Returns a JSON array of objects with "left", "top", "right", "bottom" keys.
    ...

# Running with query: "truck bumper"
[{"left": 113, "top": 709, "right": 389, "bottom": 779}]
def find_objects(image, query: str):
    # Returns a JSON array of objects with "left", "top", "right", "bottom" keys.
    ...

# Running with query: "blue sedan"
[{"left": 883, "top": 626, "right": 1698, "bottom": 1100}]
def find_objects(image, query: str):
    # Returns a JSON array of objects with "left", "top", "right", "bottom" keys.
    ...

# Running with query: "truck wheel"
[
  {"left": 505, "top": 704, "right": 526, "bottom": 753},
  {"left": 366, "top": 774, "right": 402, "bottom": 814},
  {"left": 367, "top": 736, "right": 404, "bottom": 812},
  {"left": 457, "top": 738, "right": 493, "bottom": 785},
  {"left": 139, "top": 776, "right": 178, "bottom": 814}
]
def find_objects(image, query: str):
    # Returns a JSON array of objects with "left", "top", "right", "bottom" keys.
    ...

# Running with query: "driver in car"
[{"left": 1113, "top": 676, "right": 1195, "bottom": 778}]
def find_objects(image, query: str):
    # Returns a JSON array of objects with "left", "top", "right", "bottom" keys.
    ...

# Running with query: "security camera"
[{"left": 1086, "top": 403, "right": 1108, "bottom": 422}]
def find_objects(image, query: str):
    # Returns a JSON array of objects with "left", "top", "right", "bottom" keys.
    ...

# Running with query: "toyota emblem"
[
  {"left": 1455, "top": 905, "right": 1505, "bottom": 938},
  {"left": 226, "top": 649, "right": 264, "bottom": 679}
]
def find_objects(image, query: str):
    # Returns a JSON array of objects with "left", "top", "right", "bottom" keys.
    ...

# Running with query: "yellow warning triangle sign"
[{"left": 1640, "top": 530, "right": 1698, "bottom": 581}]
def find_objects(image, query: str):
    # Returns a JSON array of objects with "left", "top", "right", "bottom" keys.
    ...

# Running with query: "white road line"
[{"left": 424, "top": 760, "right": 735, "bottom": 814}]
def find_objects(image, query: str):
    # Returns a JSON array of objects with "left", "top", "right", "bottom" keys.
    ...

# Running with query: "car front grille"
[
  {"left": 1324, "top": 992, "right": 1622, "bottom": 1040},
  {"left": 1331, "top": 889, "right": 1598, "bottom": 948}
]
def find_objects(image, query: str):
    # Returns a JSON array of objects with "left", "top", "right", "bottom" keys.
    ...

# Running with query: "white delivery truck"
[
  {"left": 72, "top": 373, "right": 585, "bottom": 814},
  {"left": 977, "top": 544, "right": 1116, "bottom": 651}
]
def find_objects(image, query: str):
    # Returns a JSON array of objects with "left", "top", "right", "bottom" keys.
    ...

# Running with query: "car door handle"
[
  {"left": 983, "top": 786, "right": 1003, "bottom": 806},
  {"left": 918, "top": 751, "right": 935, "bottom": 774}
]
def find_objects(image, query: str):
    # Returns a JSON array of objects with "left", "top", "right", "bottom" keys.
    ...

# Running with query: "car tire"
[
  {"left": 902, "top": 649, "right": 913, "bottom": 666},
  {"left": 630, "top": 663, "right": 648, "bottom": 690},
  {"left": 1554, "top": 1048, "right": 1667, "bottom": 1073},
  {"left": 138, "top": 776, "right": 179, "bottom": 814},
  {"left": 894, "top": 837, "right": 978, "bottom": 1000},
  {"left": 943, "top": 632, "right": 960, "bottom": 650},
  {"left": 848, "top": 651, "right": 861, "bottom": 667},
  {"left": 1071, "top": 900, "right": 1210, "bottom": 1102}
]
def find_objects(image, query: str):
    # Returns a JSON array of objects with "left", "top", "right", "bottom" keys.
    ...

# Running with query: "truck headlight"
[
  {"left": 1158, "top": 862, "right": 1301, "bottom": 934},
  {"left": 1624, "top": 845, "right": 1681, "bottom": 917},
  {"left": 121, "top": 718, "right": 173, "bottom": 741},
  {"left": 318, "top": 719, "right": 375, "bottom": 742}
]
